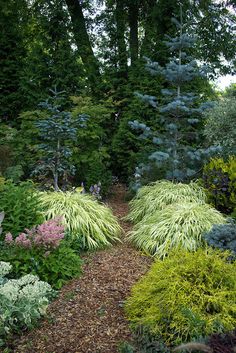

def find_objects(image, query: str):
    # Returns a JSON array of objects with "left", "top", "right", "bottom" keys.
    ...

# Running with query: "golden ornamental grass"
[
  {"left": 129, "top": 202, "right": 225, "bottom": 258},
  {"left": 126, "top": 180, "right": 207, "bottom": 224},
  {"left": 39, "top": 192, "right": 121, "bottom": 250}
]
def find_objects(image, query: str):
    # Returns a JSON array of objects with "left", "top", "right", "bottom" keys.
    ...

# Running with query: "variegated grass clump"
[
  {"left": 126, "top": 180, "right": 206, "bottom": 224},
  {"left": 129, "top": 202, "right": 225, "bottom": 258},
  {"left": 39, "top": 192, "right": 121, "bottom": 250}
]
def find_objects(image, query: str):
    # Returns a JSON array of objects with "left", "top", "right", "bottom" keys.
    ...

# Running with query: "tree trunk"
[
  {"left": 128, "top": 0, "right": 139, "bottom": 67},
  {"left": 115, "top": 0, "right": 128, "bottom": 79},
  {"left": 65, "top": 0, "right": 101, "bottom": 94},
  {"left": 53, "top": 138, "right": 60, "bottom": 191},
  {"left": 140, "top": 0, "right": 176, "bottom": 65}
]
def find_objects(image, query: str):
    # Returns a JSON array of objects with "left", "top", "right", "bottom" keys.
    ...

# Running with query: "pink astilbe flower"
[
  {"left": 4, "top": 217, "right": 65, "bottom": 251},
  {"left": 15, "top": 233, "right": 32, "bottom": 248},
  {"left": 33, "top": 217, "right": 64, "bottom": 249},
  {"left": 5, "top": 232, "right": 13, "bottom": 244}
]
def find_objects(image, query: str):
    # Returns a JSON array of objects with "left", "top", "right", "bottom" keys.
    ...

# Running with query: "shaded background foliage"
[{"left": 0, "top": 0, "right": 235, "bottom": 189}]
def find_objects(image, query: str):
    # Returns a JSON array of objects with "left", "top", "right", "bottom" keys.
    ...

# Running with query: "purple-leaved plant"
[{"left": 4, "top": 218, "right": 64, "bottom": 250}]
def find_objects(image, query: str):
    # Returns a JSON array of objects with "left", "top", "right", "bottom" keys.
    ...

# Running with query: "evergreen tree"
[
  {"left": 34, "top": 88, "right": 88, "bottom": 191},
  {"left": 130, "top": 4, "right": 219, "bottom": 186}
]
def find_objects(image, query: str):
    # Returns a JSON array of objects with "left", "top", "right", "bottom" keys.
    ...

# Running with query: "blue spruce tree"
[{"left": 130, "top": 3, "right": 219, "bottom": 186}]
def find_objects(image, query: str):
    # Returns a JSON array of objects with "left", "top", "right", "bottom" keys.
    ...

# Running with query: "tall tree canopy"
[{"left": 0, "top": 0, "right": 235, "bottom": 184}]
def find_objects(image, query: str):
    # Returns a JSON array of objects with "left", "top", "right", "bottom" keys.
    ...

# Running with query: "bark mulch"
[{"left": 7, "top": 184, "right": 152, "bottom": 353}]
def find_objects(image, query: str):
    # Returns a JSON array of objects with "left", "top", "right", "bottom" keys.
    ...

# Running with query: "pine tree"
[{"left": 130, "top": 3, "right": 219, "bottom": 186}]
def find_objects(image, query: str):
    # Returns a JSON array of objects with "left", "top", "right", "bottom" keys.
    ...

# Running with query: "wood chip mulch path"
[{"left": 7, "top": 184, "right": 152, "bottom": 353}]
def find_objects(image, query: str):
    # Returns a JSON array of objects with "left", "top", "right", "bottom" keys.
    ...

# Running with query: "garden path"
[{"left": 9, "top": 184, "right": 152, "bottom": 353}]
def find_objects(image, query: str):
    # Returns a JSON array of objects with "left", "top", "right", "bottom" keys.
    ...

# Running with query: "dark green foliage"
[
  {"left": 0, "top": 123, "right": 18, "bottom": 176},
  {"left": 0, "top": 242, "right": 82, "bottom": 289},
  {"left": 4, "top": 165, "right": 24, "bottom": 183},
  {"left": 11, "top": 110, "right": 47, "bottom": 179},
  {"left": 19, "top": 0, "right": 84, "bottom": 109},
  {"left": 0, "top": 181, "right": 43, "bottom": 237},
  {"left": 118, "top": 341, "right": 135, "bottom": 353},
  {"left": 110, "top": 60, "right": 164, "bottom": 182},
  {"left": 133, "top": 326, "right": 171, "bottom": 353},
  {"left": 202, "top": 157, "right": 236, "bottom": 214},
  {"left": 0, "top": 0, "right": 26, "bottom": 121},
  {"left": 204, "top": 223, "right": 236, "bottom": 256},
  {"left": 231, "top": 209, "right": 236, "bottom": 221},
  {"left": 70, "top": 96, "right": 113, "bottom": 194}
]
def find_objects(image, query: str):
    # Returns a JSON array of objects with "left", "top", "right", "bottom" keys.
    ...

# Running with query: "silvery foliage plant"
[{"left": 0, "top": 261, "right": 55, "bottom": 346}]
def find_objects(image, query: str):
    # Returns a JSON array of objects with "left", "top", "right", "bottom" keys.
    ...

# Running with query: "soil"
[{"left": 6, "top": 184, "right": 152, "bottom": 353}]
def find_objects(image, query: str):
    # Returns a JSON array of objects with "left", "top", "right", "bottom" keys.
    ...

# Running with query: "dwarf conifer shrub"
[
  {"left": 39, "top": 192, "right": 121, "bottom": 250},
  {"left": 129, "top": 202, "right": 225, "bottom": 257},
  {"left": 126, "top": 180, "right": 206, "bottom": 224},
  {"left": 204, "top": 223, "right": 236, "bottom": 256},
  {"left": 125, "top": 249, "right": 236, "bottom": 346}
]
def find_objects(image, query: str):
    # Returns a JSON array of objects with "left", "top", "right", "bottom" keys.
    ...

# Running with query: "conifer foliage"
[
  {"left": 130, "top": 3, "right": 219, "bottom": 183},
  {"left": 34, "top": 88, "right": 88, "bottom": 190}
]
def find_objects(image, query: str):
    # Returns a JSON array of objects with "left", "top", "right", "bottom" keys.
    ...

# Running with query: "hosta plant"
[
  {"left": 0, "top": 261, "right": 54, "bottom": 345},
  {"left": 125, "top": 248, "right": 236, "bottom": 346},
  {"left": 126, "top": 180, "right": 206, "bottom": 224},
  {"left": 129, "top": 202, "right": 225, "bottom": 257},
  {"left": 39, "top": 192, "right": 121, "bottom": 250}
]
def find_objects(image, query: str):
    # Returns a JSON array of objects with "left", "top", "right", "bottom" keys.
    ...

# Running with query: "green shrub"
[
  {"left": 4, "top": 164, "right": 24, "bottom": 183},
  {"left": 204, "top": 98, "right": 236, "bottom": 156},
  {"left": 125, "top": 248, "right": 236, "bottom": 346},
  {"left": 0, "top": 181, "right": 43, "bottom": 237},
  {"left": 0, "top": 261, "right": 54, "bottom": 346},
  {"left": 0, "top": 242, "right": 82, "bottom": 289},
  {"left": 203, "top": 223, "right": 236, "bottom": 256},
  {"left": 129, "top": 202, "right": 225, "bottom": 257},
  {"left": 126, "top": 180, "right": 206, "bottom": 224},
  {"left": 202, "top": 156, "right": 236, "bottom": 214},
  {"left": 231, "top": 208, "right": 236, "bottom": 220},
  {"left": 71, "top": 96, "right": 114, "bottom": 195},
  {"left": 39, "top": 191, "right": 121, "bottom": 250}
]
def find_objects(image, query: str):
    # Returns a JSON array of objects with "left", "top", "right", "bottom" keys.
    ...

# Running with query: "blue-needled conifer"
[
  {"left": 34, "top": 88, "right": 89, "bottom": 191},
  {"left": 129, "top": 3, "right": 220, "bottom": 187}
]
